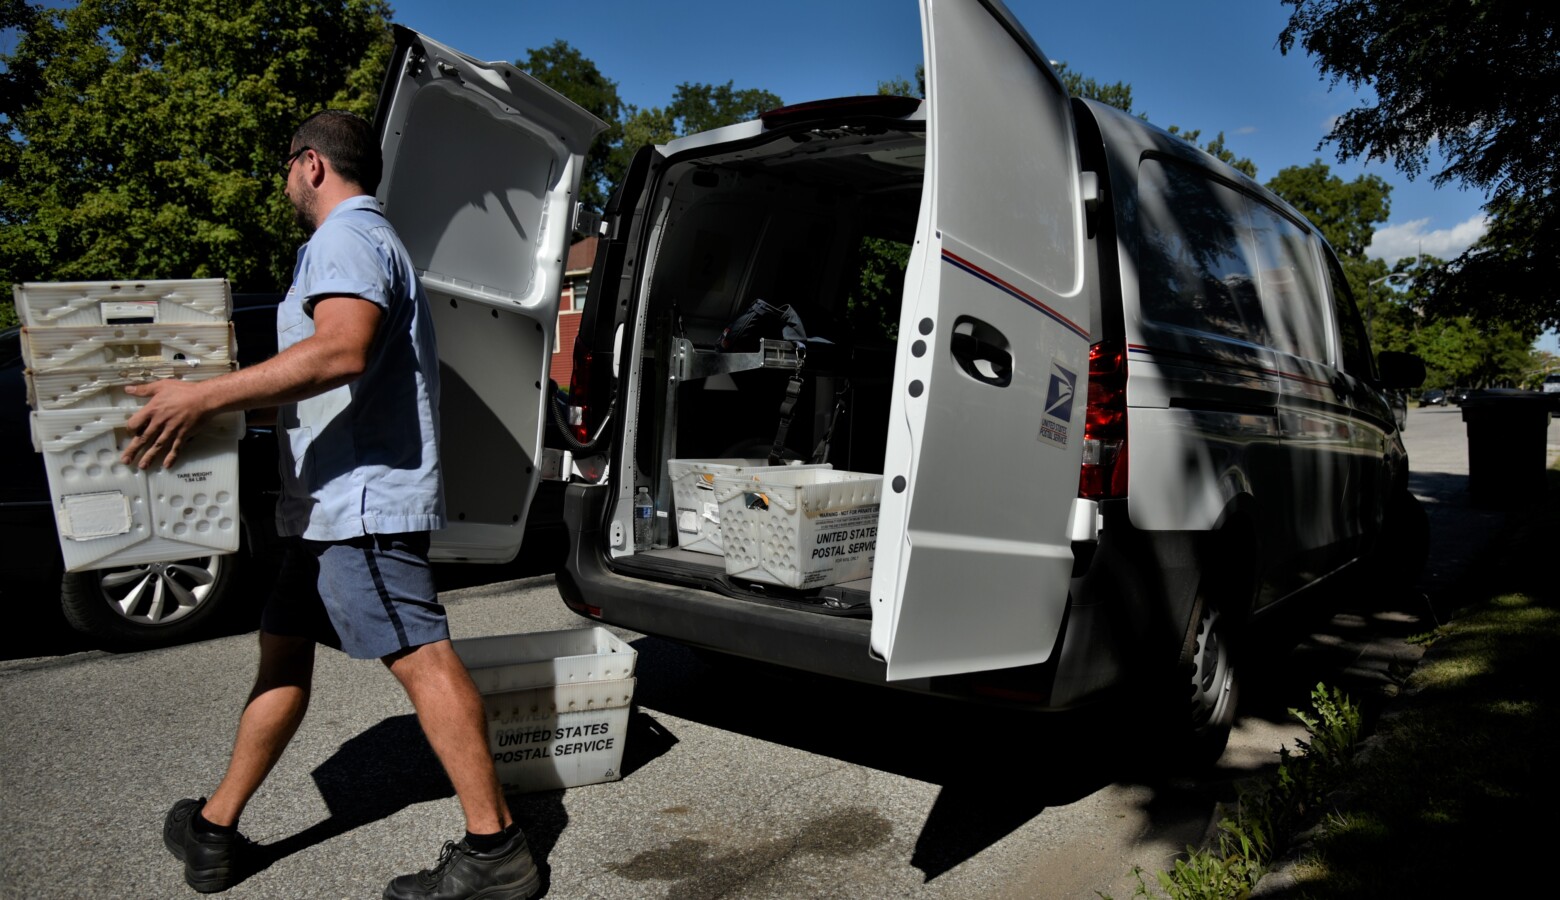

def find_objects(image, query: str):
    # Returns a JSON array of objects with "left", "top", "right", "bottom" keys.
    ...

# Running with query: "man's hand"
[{"left": 121, "top": 378, "right": 214, "bottom": 470}]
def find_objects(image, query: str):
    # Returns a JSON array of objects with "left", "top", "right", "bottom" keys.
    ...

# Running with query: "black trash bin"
[{"left": 1461, "top": 389, "right": 1555, "bottom": 509}]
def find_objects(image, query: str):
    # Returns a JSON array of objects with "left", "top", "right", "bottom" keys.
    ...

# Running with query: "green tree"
[
  {"left": 1053, "top": 61, "right": 1134, "bottom": 114},
  {"left": 1167, "top": 126, "right": 1258, "bottom": 179},
  {"left": 1266, "top": 160, "right": 1391, "bottom": 257},
  {"left": 608, "top": 81, "right": 782, "bottom": 191},
  {"left": 1054, "top": 60, "right": 1257, "bottom": 177},
  {"left": 0, "top": 0, "right": 392, "bottom": 327},
  {"left": 1278, "top": 0, "right": 1560, "bottom": 329},
  {"left": 519, "top": 40, "right": 623, "bottom": 215}
]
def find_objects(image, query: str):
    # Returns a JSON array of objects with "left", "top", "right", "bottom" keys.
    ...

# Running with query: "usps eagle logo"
[
  {"left": 1038, "top": 360, "right": 1077, "bottom": 449},
  {"left": 1045, "top": 363, "right": 1077, "bottom": 420}
]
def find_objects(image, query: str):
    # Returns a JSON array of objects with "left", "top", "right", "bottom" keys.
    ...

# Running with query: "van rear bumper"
[{"left": 556, "top": 485, "right": 1171, "bottom": 708}]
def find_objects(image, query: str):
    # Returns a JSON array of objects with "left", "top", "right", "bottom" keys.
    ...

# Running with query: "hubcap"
[
  {"left": 1189, "top": 604, "right": 1234, "bottom": 729},
  {"left": 98, "top": 557, "right": 223, "bottom": 626}
]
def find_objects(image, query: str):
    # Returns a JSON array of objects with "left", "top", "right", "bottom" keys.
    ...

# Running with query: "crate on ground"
[
  {"left": 14, "top": 278, "right": 231, "bottom": 328},
  {"left": 26, "top": 363, "right": 236, "bottom": 411},
  {"left": 21, "top": 322, "right": 235, "bottom": 373},
  {"left": 714, "top": 468, "right": 882, "bottom": 589},
  {"left": 29, "top": 407, "right": 245, "bottom": 572},
  {"left": 452, "top": 627, "right": 637, "bottom": 792},
  {"left": 667, "top": 458, "right": 830, "bottom": 555}
]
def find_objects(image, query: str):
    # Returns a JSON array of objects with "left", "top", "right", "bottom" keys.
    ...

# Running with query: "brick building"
[{"left": 549, "top": 235, "right": 597, "bottom": 389}]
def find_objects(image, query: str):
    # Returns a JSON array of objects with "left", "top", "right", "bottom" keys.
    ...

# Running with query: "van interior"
[{"left": 623, "top": 112, "right": 930, "bottom": 607}]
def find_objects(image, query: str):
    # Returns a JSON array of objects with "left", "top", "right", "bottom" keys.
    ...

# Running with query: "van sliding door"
[{"left": 869, "top": 0, "right": 1094, "bottom": 680}]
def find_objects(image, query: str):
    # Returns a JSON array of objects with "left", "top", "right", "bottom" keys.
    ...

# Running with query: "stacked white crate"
[{"left": 16, "top": 279, "right": 243, "bottom": 572}]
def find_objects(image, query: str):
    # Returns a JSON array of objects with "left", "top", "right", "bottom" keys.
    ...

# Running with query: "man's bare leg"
[
  {"left": 385, "top": 639, "right": 512, "bottom": 835},
  {"left": 202, "top": 631, "right": 317, "bottom": 827}
]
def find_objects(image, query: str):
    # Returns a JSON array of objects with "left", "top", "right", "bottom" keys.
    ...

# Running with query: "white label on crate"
[
  {"left": 101, "top": 300, "right": 159, "bottom": 324},
  {"left": 58, "top": 491, "right": 133, "bottom": 540},
  {"left": 677, "top": 508, "right": 699, "bottom": 534},
  {"left": 703, "top": 501, "right": 719, "bottom": 524}
]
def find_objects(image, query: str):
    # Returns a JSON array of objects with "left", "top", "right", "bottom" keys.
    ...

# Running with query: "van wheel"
[
  {"left": 1168, "top": 592, "right": 1239, "bottom": 768},
  {"left": 1372, "top": 489, "right": 1429, "bottom": 593}
]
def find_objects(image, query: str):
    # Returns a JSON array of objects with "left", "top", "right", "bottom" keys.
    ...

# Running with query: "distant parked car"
[
  {"left": 1420, "top": 388, "right": 1447, "bottom": 407},
  {"left": 1450, "top": 386, "right": 1474, "bottom": 405},
  {"left": 1542, "top": 374, "right": 1560, "bottom": 394}
]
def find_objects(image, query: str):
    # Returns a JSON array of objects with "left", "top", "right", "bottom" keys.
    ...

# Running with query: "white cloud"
[
  {"left": 1234, "top": 125, "right": 1258, "bottom": 136},
  {"left": 1366, "top": 213, "right": 1489, "bottom": 263}
]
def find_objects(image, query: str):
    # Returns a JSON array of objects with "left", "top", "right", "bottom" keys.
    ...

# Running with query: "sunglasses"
[{"left": 279, "top": 146, "right": 311, "bottom": 174}]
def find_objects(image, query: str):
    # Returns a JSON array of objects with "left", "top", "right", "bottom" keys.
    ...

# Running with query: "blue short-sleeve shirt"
[{"left": 274, "top": 195, "right": 444, "bottom": 541}]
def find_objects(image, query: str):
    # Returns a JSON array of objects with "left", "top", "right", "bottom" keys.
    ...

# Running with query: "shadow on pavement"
[
  {"left": 235, "top": 713, "right": 573, "bottom": 895},
  {"left": 621, "top": 462, "right": 1506, "bottom": 884}
]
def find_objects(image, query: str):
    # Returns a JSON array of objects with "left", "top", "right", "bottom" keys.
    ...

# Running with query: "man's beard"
[{"left": 291, "top": 183, "right": 319, "bottom": 234}]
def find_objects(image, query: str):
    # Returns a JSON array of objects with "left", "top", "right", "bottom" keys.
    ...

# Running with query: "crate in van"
[
  {"left": 14, "top": 278, "right": 232, "bottom": 328},
  {"left": 714, "top": 468, "right": 881, "bottom": 589},
  {"left": 667, "top": 458, "right": 830, "bottom": 556}
]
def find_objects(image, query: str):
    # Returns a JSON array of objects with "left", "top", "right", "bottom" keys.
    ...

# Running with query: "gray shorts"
[{"left": 262, "top": 532, "right": 449, "bottom": 660}]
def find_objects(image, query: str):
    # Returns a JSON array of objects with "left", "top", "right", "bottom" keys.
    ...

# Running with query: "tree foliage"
[
  {"left": 0, "top": 0, "right": 392, "bottom": 326},
  {"left": 1266, "top": 160, "right": 1391, "bottom": 258},
  {"left": 1053, "top": 61, "right": 1134, "bottom": 115},
  {"left": 1054, "top": 60, "right": 1256, "bottom": 178},
  {"left": 518, "top": 40, "right": 622, "bottom": 215},
  {"left": 608, "top": 81, "right": 782, "bottom": 191},
  {"left": 1279, "top": 0, "right": 1560, "bottom": 329}
]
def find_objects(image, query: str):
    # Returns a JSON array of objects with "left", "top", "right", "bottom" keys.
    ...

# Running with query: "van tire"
[
  {"left": 1373, "top": 489, "right": 1429, "bottom": 594},
  {"left": 1166, "top": 590, "right": 1239, "bottom": 768}
]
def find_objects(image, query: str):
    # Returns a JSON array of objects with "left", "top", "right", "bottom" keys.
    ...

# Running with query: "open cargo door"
[
  {"left": 376, "top": 27, "right": 607, "bottom": 562},
  {"left": 869, "top": 0, "right": 1094, "bottom": 680}
]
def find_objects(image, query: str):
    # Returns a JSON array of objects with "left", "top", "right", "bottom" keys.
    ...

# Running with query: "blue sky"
[{"left": 386, "top": 0, "right": 1492, "bottom": 268}]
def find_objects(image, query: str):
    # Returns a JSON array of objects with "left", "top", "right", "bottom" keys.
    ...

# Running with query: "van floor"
[{"left": 628, "top": 547, "right": 874, "bottom": 614}]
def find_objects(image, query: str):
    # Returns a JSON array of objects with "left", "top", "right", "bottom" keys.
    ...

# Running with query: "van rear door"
[
  {"left": 869, "top": 0, "right": 1094, "bottom": 680},
  {"left": 376, "top": 27, "right": 607, "bottom": 562}
]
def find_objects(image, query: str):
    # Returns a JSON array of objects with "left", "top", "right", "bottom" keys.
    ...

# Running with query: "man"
[{"left": 122, "top": 110, "right": 537, "bottom": 900}]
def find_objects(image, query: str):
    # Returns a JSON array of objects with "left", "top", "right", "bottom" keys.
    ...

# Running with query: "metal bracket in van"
[{"left": 670, "top": 337, "right": 803, "bottom": 382}]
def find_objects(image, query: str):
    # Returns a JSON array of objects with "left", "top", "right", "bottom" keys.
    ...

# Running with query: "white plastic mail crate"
[
  {"left": 26, "top": 363, "right": 236, "bottom": 411},
  {"left": 714, "top": 468, "right": 882, "bottom": 589},
  {"left": 30, "top": 407, "right": 244, "bottom": 572},
  {"left": 667, "top": 458, "right": 829, "bottom": 556},
  {"left": 15, "top": 278, "right": 232, "bottom": 328},
  {"left": 22, "top": 322, "right": 235, "bottom": 373},
  {"left": 453, "top": 627, "right": 637, "bottom": 792}
]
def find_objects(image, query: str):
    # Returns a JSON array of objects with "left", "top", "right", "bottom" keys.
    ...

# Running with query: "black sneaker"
[
  {"left": 162, "top": 798, "right": 251, "bottom": 893},
  {"left": 382, "top": 830, "right": 540, "bottom": 900}
]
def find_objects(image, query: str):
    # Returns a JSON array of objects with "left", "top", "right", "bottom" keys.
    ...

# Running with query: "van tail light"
[
  {"left": 566, "top": 342, "right": 595, "bottom": 446},
  {"left": 1079, "top": 341, "right": 1128, "bottom": 500}
]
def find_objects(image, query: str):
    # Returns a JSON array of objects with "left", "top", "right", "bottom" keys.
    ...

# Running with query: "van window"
[
  {"left": 1323, "top": 250, "right": 1377, "bottom": 379},
  {"left": 1136, "top": 159, "right": 1266, "bottom": 344},
  {"left": 1246, "top": 200, "right": 1328, "bottom": 362}
]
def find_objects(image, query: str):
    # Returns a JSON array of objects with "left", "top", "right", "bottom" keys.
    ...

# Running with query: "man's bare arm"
[{"left": 120, "top": 296, "right": 382, "bottom": 469}]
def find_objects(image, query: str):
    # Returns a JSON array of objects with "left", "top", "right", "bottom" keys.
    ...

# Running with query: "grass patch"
[{"left": 1120, "top": 470, "right": 1560, "bottom": 897}]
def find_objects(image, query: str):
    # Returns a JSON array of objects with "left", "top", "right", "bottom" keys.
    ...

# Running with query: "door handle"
[{"left": 950, "top": 317, "right": 1012, "bottom": 387}]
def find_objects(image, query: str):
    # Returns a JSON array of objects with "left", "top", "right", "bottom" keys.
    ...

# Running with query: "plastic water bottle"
[{"left": 633, "top": 486, "right": 653, "bottom": 550}]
